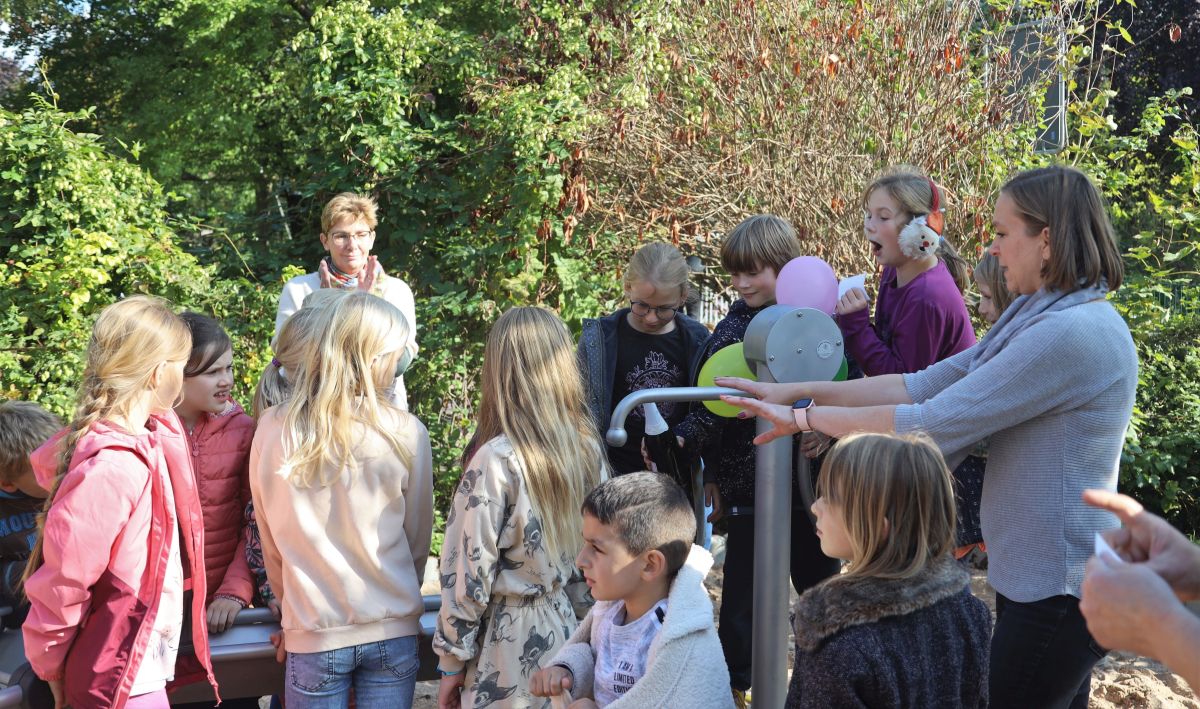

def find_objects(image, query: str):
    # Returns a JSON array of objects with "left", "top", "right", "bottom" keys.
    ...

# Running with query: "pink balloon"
[{"left": 775, "top": 256, "right": 838, "bottom": 314}]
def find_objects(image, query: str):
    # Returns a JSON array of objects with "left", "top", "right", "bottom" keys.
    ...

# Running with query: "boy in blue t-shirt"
[{"left": 0, "top": 401, "right": 58, "bottom": 626}]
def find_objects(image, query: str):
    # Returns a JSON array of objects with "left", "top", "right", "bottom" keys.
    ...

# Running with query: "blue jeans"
[
  {"left": 285, "top": 635, "right": 419, "bottom": 709},
  {"left": 990, "top": 593, "right": 1105, "bottom": 709}
]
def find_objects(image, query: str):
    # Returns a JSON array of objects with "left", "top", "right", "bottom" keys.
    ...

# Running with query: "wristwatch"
[{"left": 792, "top": 398, "right": 815, "bottom": 432}]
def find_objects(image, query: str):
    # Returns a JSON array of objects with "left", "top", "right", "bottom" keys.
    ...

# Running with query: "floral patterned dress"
[{"left": 433, "top": 435, "right": 593, "bottom": 708}]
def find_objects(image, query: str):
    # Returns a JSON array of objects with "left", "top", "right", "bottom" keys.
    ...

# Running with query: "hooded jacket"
[
  {"left": 578, "top": 308, "right": 711, "bottom": 436},
  {"left": 23, "top": 412, "right": 218, "bottom": 708},
  {"left": 786, "top": 555, "right": 991, "bottom": 709},
  {"left": 551, "top": 545, "right": 735, "bottom": 708},
  {"left": 184, "top": 400, "right": 256, "bottom": 604}
]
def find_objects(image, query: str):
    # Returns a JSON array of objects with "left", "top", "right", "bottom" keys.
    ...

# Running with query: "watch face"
[{"left": 793, "top": 398, "right": 813, "bottom": 409}]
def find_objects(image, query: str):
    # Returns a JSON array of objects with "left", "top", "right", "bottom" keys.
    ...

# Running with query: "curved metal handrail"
[{"left": 605, "top": 386, "right": 743, "bottom": 447}]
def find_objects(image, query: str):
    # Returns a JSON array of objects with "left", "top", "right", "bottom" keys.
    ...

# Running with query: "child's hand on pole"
[{"left": 207, "top": 597, "right": 243, "bottom": 633}]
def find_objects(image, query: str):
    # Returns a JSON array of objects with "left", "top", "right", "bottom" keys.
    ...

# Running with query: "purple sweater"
[{"left": 839, "top": 262, "right": 975, "bottom": 376}]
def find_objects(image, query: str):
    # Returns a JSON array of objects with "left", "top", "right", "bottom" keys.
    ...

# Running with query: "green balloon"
[
  {"left": 833, "top": 356, "right": 848, "bottom": 382},
  {"left": 698, "top": 343, "right": 757, "bottom": 417}
]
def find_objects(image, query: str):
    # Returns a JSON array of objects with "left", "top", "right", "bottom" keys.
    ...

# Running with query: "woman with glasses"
[
  {"left": 577, "top": 241, "right": 710, "bottom": 476},
  {"left": 274, "top": 192, "right": 418, "bottom": 409}
]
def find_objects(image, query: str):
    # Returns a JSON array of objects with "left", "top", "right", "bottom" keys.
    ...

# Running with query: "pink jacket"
[
  {"left": 186, "top": 401, "right": 256, "bottom": 605},
  {"left": 23, "top": 411, "right": 218, "bottom": 708}
]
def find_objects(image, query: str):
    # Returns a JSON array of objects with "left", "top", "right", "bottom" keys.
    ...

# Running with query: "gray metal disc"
[{"left": 743, "top": 305, "right": 843, "bottom": 384}]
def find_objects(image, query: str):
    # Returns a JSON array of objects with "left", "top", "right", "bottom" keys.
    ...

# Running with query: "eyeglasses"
[
  {"left": 327, "top": 230, "right": 374, "bottom": 243},
  {"left": 630, "top": 300, "right": 681, "bottom": 319}
]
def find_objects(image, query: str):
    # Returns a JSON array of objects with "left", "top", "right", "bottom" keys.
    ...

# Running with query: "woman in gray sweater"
[{"left": 719, "top": 166, "right": 1137, "bottom": 709}]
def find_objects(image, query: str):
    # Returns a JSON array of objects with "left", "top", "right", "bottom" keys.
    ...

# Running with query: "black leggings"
[
  {"left": 718, "top": 510, "right": 840, "bottom": 691},
  {"left": 990, "top": 593, "right": 1106, "bottom": 709}
]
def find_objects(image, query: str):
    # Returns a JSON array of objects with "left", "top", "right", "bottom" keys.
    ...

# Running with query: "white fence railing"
[{"left": 689, "top": 287, "right": 734, "bottom": 330}]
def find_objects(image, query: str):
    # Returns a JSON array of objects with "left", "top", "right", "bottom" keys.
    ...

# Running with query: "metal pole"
[
  {"left": 604, "top": 385, "right": 746, "bottom": 544},
  {"left": 751, "top": 364, "right": 791, "bottom": 707}
]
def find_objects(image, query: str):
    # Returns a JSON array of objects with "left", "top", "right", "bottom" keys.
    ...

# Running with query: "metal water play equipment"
[{"left": 606, "top": 303, "right": 844, "bottom": 707}]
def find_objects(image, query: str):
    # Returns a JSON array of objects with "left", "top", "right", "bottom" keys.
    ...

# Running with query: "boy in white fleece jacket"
[{"left": 530, "top": 472, "right": 734, "bottom": 708}]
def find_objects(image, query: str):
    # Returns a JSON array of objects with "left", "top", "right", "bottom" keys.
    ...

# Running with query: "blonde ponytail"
[{"left": 22, "top": 296, "right": 191, "bottom": 588}]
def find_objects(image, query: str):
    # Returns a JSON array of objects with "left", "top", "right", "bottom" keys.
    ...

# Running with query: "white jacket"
[
  {"left": 274, "top": 270, "right": 418, "bottom": 409},
  {"left": 552, "top": 545, "right": 735, "bottom": 708}
]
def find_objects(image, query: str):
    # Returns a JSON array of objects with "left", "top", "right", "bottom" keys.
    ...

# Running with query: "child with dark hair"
[
  {"left": 174, "top": 313, "right": 257, "bottom": 635},
  {"left": 0, "top": 401, "right": 57, "bottom": 626},
  {"left": 530, "top": 472, "right": 733, "bottom": 708}
]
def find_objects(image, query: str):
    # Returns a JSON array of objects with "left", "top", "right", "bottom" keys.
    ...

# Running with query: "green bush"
[
  {"left": 1120, "top": 306, "right": 1200, "bottom": 536},
  {"left": 0, "top": 96, "right": 275, "bottom": 418},
  {"left": 1071, "top": 89, "right": 1200, "bottom": 535}
]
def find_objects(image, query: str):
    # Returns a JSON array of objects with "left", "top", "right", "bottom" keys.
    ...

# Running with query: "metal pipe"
[
  {"left": 605, "top": 386, "right": 743, "bottom": 447},
  {"left": 751, "top": 365, "right": 791, "bottom": 707},
  {"left": 606, "top": 385, "right": 746, "bottom": 545}
]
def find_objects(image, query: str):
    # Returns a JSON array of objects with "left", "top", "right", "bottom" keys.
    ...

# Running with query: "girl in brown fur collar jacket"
[{"left": 787, "top": 433, "right": 991, "bottom": 709}]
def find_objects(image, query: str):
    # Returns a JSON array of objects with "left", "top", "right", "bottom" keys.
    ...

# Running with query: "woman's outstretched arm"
[
  {"left": 714, "top": 374, "right": 912, "bottom": 409},
  {"left": 719, "top": 396, "right": 896, "bottom": 444}
]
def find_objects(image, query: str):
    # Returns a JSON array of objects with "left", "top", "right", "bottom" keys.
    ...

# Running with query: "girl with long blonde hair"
[
  {"left": 787, "top": 433, "right": 991, "bottom": 708},
  {"left": 245, "top": 289, "right": 347, "bottom": 619},
  {"left": 435, "top": 306, "right": 608, "bottom": 709},
  {"left": 22, "top": 296, "right": 218, "bottom": 709},
  {"left": 250, "top": 290, "right": 433, "bottom": 707}
]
